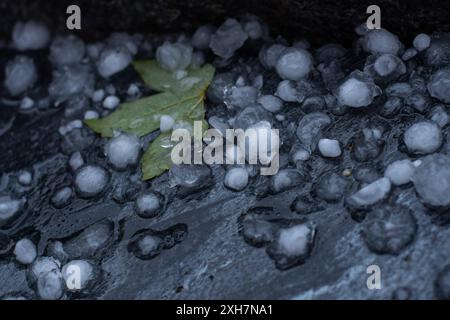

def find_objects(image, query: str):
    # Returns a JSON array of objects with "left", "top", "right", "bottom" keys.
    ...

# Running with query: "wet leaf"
[{"left": 84, "top": 60, "right": 215, "bottom": 180}]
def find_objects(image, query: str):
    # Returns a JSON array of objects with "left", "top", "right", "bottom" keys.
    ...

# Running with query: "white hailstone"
[
  {"left": 0, "top": 196, "right": 24, "bottom": 226},
  {"left": 348, "top": 177, "right": 391, "bottom": 207},
  {"left": 86, "top": 42, "right": 104, "bottom": 60},
  {"left": 276, "top": 223, "right": 314, "bottom": 257},
  {"left": 413, "top": 33, "right": 431, "bottom": 52},
  {"left": 127, "top": 83, "right": 140, "bottom": 96},
  {"left": 69, "top": 151, "right": 84, "bottom": 171},
  {"left": 427, "top": 68, "right": 450, "bottom": 103},
  {"left": 58, "top": 120, "right": 83, "bottom": 136},
  {"left": 92, "top": 89, "right": 105, "bottom": 102},
  {"left": 362, "top": 29, "right": 402, "bottom": 55},
  {"left": 276, "top": 80, "right": 298, "bottom": 102},
  {"left": 61, "top": 260, "right": 94, "bottom": 291},
  {"left": 402, "top": 48, "right": 418, "bottom": 61},
  {"left": 49, "top": 35, "right": 85, "bottom": 66},
  {"left": 318, "top": 139, "right": 341, "bottom": 158},
  {"left": 105, "top": 132, "right": 141, "bottom": 170},
  {"left": 97, "top": 45, "right": 132, "bottom": 78},
  {"left": 84, "top": 110, "right": 99, "bottom": 120},
  {"left": 191, "top": 25, "right": 215, "bottom": 50},
  {"left": 103, "top": 95, "right": 120, "bottom": 110},
  {"left": 291, "top": 148, "right": 310, "bottom": 162},
  {"left": 20, "top": 97, "right": 35, "bottom": 110},
  {"left": 14, "top": 238, "right": 37, "bottom": 265},
  {"left": 337, "top": 72, "right": 380, "bottom": 108},
  {"left": 275, "top": 48, "right": 313, "bottom": 81},
  {"left": 224, "top": 167, "right": 249, "bottom": 191},
  {"left": 135, "top": 193, "right": 161, "bottom": 218},
  {"left": 74, "top": 165, "right": 109, "bottom": 197},
  {"left": 138, "top": 235, "right": 161, "bottom": 255},
  {"left": 12, "top": 20, "right": 50, "bottom": 51},
  {"left": 160, "top": 115, "right": 175, "bottom": 132},
  {"left": 29, "top": 257, "right": 61, "bottom": 284},
  {"left": 384, "top": 159, "right": 415, "bottom": 186},
  {"left": 257, "top": 95, "right": 283, "bottom": 113},
  {"left": 156, "top": 41, "right": 193, "bottom": 71},
  {"left": 50, "top": 187, "right": 73, "bottom": 209},
  {"left": 209, "top": 18, "right": 248, "bottom": 59},
  {"left": 37, "top": 270, "right": 64, "bottom": 300},
  {"left": 243, "top": 20, "right": 263, "bottom": 40},
  {"left": 18, "top": 170, "right": 32, "bottom": 185},
  {"left": 4, "top": 56, "right": 37, "bottom": 96},
  {"left": 275, "top": 114, "right": 285, "bottom": 122},
  {"left": 374, "top": 54, "right": 405, "bottom": 77},
  {"left": 403, "top": 121, "right": 442, "bottom": 155}
]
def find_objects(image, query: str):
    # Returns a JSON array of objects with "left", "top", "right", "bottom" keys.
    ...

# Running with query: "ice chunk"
[
  {"left": 316, "top": 43, "right": 347, "bottom": 64},
  {"left": 427, "top": 68, "right": 450, "bottom": 103},
  {"left": 429, "top": 105, "right": 450, "bottom": 128},
  {"left": 412, "top": 154, "right": 450, "bottom": 207},
  {"left": 296, "top": 112, "right": 331, "bottom": 151},
  {"left": 413, "top": 33, "right": 431, "bottom": 51},
  {"left": 4, "top": 56, "right": 37, "bottom": 96},
  {"left": 102, "top": 95, "right": 120, "bottom": 110},
  {"left": 362, "top": 205, "right": 416, "bottom": 255},
  {"left": 241, "top": 215, "right": 275, "bottom": 246},
  {"left": 403, "top": 121, "right": 442, "bottom": 155},
  {"left": 318, "top": 138, "right": 341, "bottom": 158},
  {"left": 233, "top": 103, "right": 272, "bottom": 130},
  {"left": 257, "top": 95, "right": 283, "bottom": 113},
  {"left": 92, "top": 89, "right": 105, "bottom": 102},
  {"left": 372, "top": 54, "right": 406, "bottom": 77},
  {"left": 62, "top": 260, "right": 94, "bottom": 291},
  {"left": 270, "top": 169, "right": 305, "bottom": 194},
  {"left": 276, "top": 80, "right": 297, "bottom": 102},
  {"left": 336, "top": 71, "right": 381, "bottom": 108},
  {"left": 275, "top": 48, "right": 313, "bottom": 81},
  {"left": 63, "top": 221, "right": 113, "bottom": 259},
  {"left": 160, "top": 115, "right": 175, "bottom": 132},
  {"left": 51, "top": 187, "right": 73, "bottom": 209},
  {"left": 14, "top": 238, "right": 37, "bottom": 265},
  {"left": 209, "top": 18, "right": 248, "bottom": 59},
  {"left": 12, "top": 20, "right": 50, "bottom": 51},
  {"left": 191, "top": 25, "right": 215, "bottom": 50},
  {"left": 384, "top": 159, "right": 415, "bottom": 186},
  {"left": 84, "top": 110, "right": 99, "bottom": 120},
  {"left": 206, "top": 72, "right": 235, "bottom": 104},
  {"left": 169, "top": 165, "right": 211, "bottom": 190},
  {"left": 402, "top": 48, "right": 418, "bottom": 61},
  {"left": 362, "top": 29, "right": 402, "bottom": 55},
  {"left": 405, "top": 93, "right": 429, "bottom": 113},
  {"left": 97, "top": 45, "right": 132, "bottom": 78},
  {"left": 49, "top": 35, "right": 85, "bottom": 66},
  {"left": 20, "top": 96, "right": 35, "bottom": 110},
  {"left": 49, "top": 64, "right": 95, "bottom": 105},
  {"left": 156, "top": 41, "right": 193, "bottom": 71},
  {"left": 105, "top": 132, "right": 141, "bottom": 170},
  {"left": 29, "top": 257, "right": 61, "bottom": 284},
  {"left": 18, "top": 170, "right": 32, "bottom": 185},
  {"left": 74, "top": 165, "right": 109, "bottom": 198},
  {"left": 0, "top": 196, "right": 24, "bottom": 227},
  {"left": 107, "top": 32, "right": 139, "bottom": 55},
  {"left": 313, "top": 172, "right": 348, "bottom": 202},
  {"left": 386, "top": 82, "right": 413, "bottom": 98},
  {"left": 347, "top": 177, "right": 391, "bottom": 209},
  {"left": 135, "top": 192, "right": 162, "bottom": 218},
  {"left": 224, "top": 85, "right": 258, "bottom": 109},
  {"left": 37, "top": 270, "right": 64, "bottom": 300},
  {"left": 266, "top": 221, "right": 316, "bottom": 270},
  {"left": 243, "top": 19, "right": 264, "bottom": 40},
  {"left": 259, "top": 43, "right": 287, "bottom": 69},
  {"left": 380, "top": 96, "right": 403, "bottom": 118},
  {"left": 69, "top": 151, "right": 84, "bottom": 171},
  {"left": 224, "top": 167, "right": 249, "bottom": 191}
]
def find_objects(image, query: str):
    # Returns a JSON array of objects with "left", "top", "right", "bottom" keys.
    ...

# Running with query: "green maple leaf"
[{"left": 85, "top": 60, "right": 215, "bottom": 180}]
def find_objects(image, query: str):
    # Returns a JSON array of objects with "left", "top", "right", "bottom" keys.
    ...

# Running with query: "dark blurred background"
[{"left": 0, "top": 0, "right": 449, "bottom": 46}]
